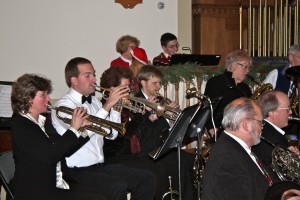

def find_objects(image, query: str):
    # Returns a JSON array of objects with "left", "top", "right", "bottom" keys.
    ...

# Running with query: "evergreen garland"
[{"left": 159, "top": 62, "right": 283, "bottom": 85}]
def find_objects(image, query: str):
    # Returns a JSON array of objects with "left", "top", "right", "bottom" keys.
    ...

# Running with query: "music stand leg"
[{"left": 177, "top": 143, "right": 182, "bottom": 200}]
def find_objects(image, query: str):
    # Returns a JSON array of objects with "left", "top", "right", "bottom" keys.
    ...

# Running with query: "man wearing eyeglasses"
[
  {"left": 153, "top": 33, "right": 178, "bottom": 66},
  {"left": 252, "top": 90, "right": 300, "bottom": 181},
  {"left": 202, "top": 97, "right": 271, "bottom": 199},
  {"left": 263, "top": 44, "right": 300, "bottom": 98}
]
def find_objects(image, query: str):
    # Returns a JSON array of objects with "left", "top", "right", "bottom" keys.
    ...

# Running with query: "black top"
[
  {"left": 11, "top": 114, "right": 89, "bottom": 200},
  {"left": 204, "top": 71, "right": 252, "bottom": 129},
  {"left": 202, "top": 133, "right": 270, "bottom": 200}
]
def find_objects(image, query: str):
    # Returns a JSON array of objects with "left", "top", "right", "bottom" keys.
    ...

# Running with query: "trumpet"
[
  {"left": 48, "top": 104, "right": 127, "bottom": 137},
  {"left": 94, "top": 84, "right": 145, "bottom": 114},
  {"left": 156, "top": 92, "right": 181, "bottom": 121}
]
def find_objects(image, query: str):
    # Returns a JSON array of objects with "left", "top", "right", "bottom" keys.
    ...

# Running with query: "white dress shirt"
[{"left": 52, "top": 88, "right": 120, "bottom": 168}]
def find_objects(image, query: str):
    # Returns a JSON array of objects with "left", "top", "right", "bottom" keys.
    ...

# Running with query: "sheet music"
[{"left": 0, "top": 84, "right": 13, "bottom": 117}]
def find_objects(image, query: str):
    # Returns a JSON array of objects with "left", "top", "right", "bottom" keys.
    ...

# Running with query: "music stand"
[
  {"left": 170, "top": 54, "right": 221, "bottom": 66},
  {"left": 148, "top": 103, "right": 201, "bottom": 200}
]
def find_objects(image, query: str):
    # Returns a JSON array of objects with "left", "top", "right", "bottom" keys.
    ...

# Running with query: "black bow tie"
[{"left": 82, "top": 95, "right": 92, "bottom": 104}]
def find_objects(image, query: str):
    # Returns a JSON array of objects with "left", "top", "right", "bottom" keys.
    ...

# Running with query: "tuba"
[
  {"left": 48, "top": 105, "right": 127, "bottom": 137},
  {"left": 261, "top": 136, "right": 300, "bottom": 184}
]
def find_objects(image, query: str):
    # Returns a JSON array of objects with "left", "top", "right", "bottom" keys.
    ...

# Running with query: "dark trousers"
[{"left": 62, "top": 163, "right": 156, "bottom": 200}]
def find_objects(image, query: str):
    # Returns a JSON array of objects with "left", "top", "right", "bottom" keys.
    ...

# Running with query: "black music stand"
[{"left": 149, "top": 103, "right": 201, "bottom": 200}]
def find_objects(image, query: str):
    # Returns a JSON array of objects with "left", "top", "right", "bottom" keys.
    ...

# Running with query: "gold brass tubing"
[
  {"left": 279, "top": 0, "right": 283, "bottom": 56},
  {"left": 284, "top": 0, "right": 288, "bottom": 55},
  {"left": 248, "top": 0, "right": 252, "bottom": 55},
  {"left": 263, "top": 0, "right": 267, "bottom": 56},
  {"left": 274, "top": 0, "right": 278, "bottom": 56},
  {"left": 268, "top": 6, "right": 270, "bottom": 56},
  {"left": 297, "top": 0, "right": 299, "bottom": 44},
  {"left": 258, "top": 0, "right": 262, "bottom": 56},
  {"left": 289, "top": 6, "right": 291, "bottom": 48},
  {"left": 240, "top": 6, "right": 242, "bottom": 49},
  {"left": 253, "top": 8, "right": 256, "bottom": 56}
]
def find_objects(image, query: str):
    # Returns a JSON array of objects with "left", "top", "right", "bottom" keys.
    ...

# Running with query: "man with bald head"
[
  {"left": 202, "top": 98, "right": 271, "bottom": 199},
  {"left": 252, "top": 90, "right": 300, "bottom": 180}
]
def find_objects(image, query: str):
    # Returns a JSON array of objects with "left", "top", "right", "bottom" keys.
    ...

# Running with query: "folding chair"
[{"left": 0, "top": 151, "right": 15, "bottom": 200}]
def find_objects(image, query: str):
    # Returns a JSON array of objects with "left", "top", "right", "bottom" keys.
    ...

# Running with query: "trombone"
[{"left": 48, "top": 104, "right": 127, "bottom": 137}]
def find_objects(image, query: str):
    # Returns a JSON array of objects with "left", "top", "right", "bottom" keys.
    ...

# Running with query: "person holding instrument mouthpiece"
[
  {"left": 52, "top": 57, "right": 156, "bottom": 200},
  {"left": 10, "top": 73, "right": 109, "bottom": 200}
]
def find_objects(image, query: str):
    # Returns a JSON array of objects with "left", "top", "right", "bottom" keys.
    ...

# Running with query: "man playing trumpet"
[{"left": 52, "top": 57, "right": 156, "bottom": 200}]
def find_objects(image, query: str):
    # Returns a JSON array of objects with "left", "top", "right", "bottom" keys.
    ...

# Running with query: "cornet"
[{"left": 48, "top": 104, "right": 127, "bottom": 137}]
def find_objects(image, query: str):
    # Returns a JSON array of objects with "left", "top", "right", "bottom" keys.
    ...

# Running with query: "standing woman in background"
[
  {"left": 110, "top": 35, "right": 140, "bottom": 69},
  {"left": 10, "top": 73, "right": 107, "bottom": 200}
]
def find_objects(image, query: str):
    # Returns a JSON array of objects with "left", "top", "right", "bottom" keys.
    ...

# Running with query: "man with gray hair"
[
  {"left": 264, "top": 44, "right": 300, "bottom": 97},
  {"left": 252, "top": 90, "right": 300, "bottom": 180},
  {"left": 202, "top": 98, "right": 271, "bottom": 199}
]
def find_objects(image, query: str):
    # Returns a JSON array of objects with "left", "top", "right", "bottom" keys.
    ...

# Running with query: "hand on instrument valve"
[
  {"left": 164, "top": 100, "right": 179, "bottom": 117},
  {"left": 70, "top": 107, "right": 91, "bottom": 130},
  {"left": 288, "top": 146, "right": 300, "bottom": 157},
  {"left": 147, "top": 96, "right": 159, "bottom": 122},
  {"left": 103, "top": 85, "right": 130, "bottom": 112}
]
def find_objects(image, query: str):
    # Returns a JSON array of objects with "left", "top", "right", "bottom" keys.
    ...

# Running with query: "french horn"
[{"left": 261, "top": 136, "right": 300, "bottom": 185}]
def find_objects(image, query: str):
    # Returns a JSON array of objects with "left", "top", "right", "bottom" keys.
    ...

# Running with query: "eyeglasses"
[
  {"left": 237, "top": 63, "right": 251, "bottom": 70},
  {"left": 277, "top": 107, "right": 291, "bottom": 112},
  {"left": 167, "top": 44, "right": 179, "bottom": 49},
  {"left": 36, "top": 92, "right": 49, "bottom": 99},
  {"left": 246, "top": 118, "right": 265, "bottom": 126}
]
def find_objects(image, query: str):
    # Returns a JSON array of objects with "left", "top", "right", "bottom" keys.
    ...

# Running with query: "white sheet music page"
[{"left": 0, "top": 84, "right": 13, "bottom": 117}]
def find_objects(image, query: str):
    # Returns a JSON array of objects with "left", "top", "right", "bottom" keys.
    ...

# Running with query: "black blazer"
[
  {"left": 202, "top": 133, "right": 270, "bottom": 200},
  {"left": 204, "top": 71, "right": 252, "bottom": 129},
  {"left": 252, "top": 121, "right": 289, "bottom": 181},
  {"left": 11, "top": 114, "right": 89, "bottom": 200},
  {"left": 129, "top": 91, "right": 170, "bottom": 153}
]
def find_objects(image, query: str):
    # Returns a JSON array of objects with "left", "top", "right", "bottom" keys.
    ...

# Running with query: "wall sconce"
[
  {"left": 115, "top": 0, "right": 142, "bottom": 9},
  {"left": 157, "top": 2, "right": 165, "bottom": 9}
]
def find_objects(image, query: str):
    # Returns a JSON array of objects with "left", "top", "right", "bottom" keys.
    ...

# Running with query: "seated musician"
[
  {"left": 204, "top": 49, "right": 252, "bottom": 136},
  {"left": 110, "top": 35, "right": 140, "bottom": 69},
  {"left": 202, "top": 98, "right": 271, "bottom": 199},
  {"left": 152, "top": 33, "right": 178, "bottom": 66},
  {"left": 10, "top": 73, "right": 107, "bottom": 200},
  {"left": 133, "top": 65, "right": 195, "bottom": 200},
  {"left": 252, "top": 90, "right": 300, "bottom": 181},
  {"left": 51, "top": 57, "right": 156, "bottom": 200}
]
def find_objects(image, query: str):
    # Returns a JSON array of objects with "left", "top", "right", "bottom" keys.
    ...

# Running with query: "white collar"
[
  {"left": 21, "top": 112, "right": 47, "bottom": 135},
  {"left": 224, "top": 130, "right": 251, "bottom": 154},
  {"left": 264, "top": 119, "right": 285, "bottom": 135},
  {"left": 120, "top": 55, "right": 132, "bottom": 65}
]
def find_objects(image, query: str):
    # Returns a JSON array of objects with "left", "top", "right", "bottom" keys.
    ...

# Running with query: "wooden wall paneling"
[{"left": 193, "top": 4, "right": 241, "bottom": 65}]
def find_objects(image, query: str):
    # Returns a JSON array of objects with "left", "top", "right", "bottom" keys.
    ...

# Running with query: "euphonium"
[
  {"left": 246, "top": 74, "right": 273, "bottom": 101},
  {"left": 48, "top": 105, "right": 127, "bottom": 137},
  {"left": 94, "top": 84, "right": 145, "bottom": 114}
]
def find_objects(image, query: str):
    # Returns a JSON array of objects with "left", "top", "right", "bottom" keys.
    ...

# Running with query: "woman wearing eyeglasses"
[
  {"left": 10, "top": 73, "right": 107, "bottom": 200},
  {"left": 204, "top": 49, "right": 253, "bottom": 137}
]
